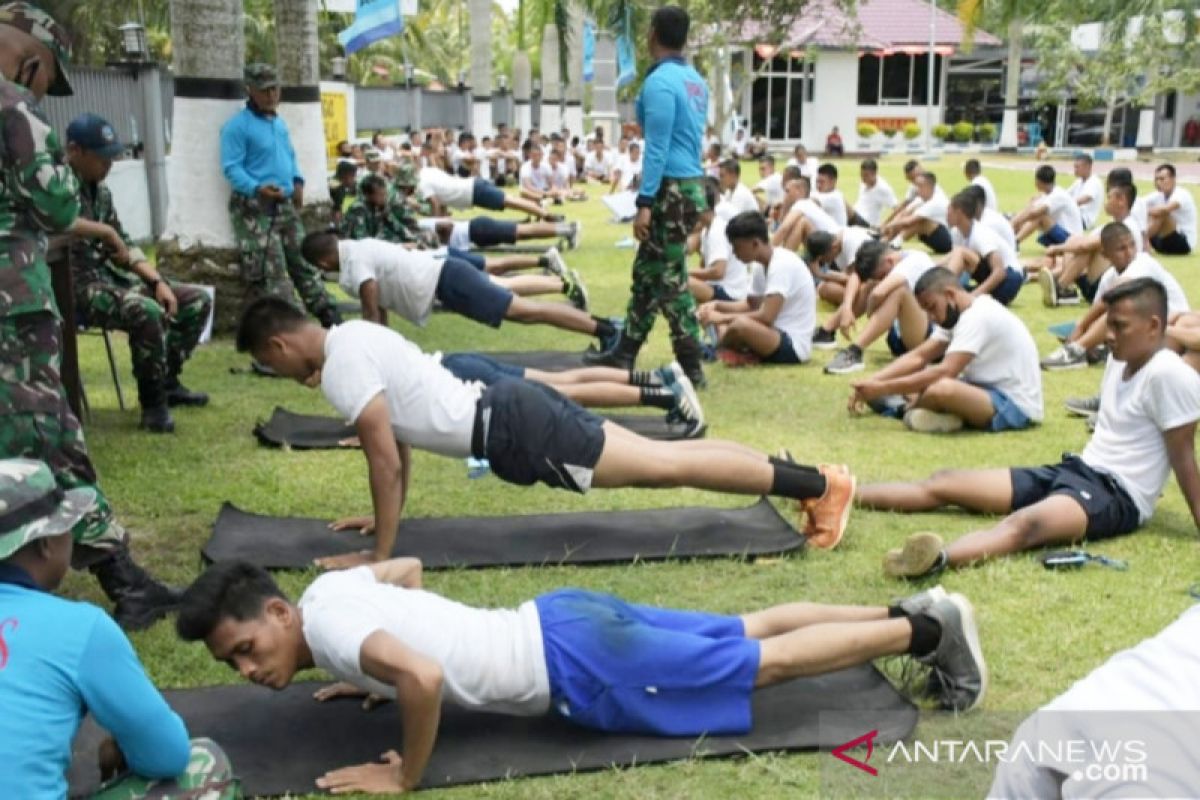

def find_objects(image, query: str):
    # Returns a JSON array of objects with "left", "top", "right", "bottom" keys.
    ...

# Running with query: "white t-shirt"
[
  {"left": 786, "top": 198, "right": 841, "bottom": 234},
  {"left": 892, "top": 250, "right": 938, "bottom": 290},
  {"left": 815, "top": 189, "right": 849, "bottom": 227},
  {"left": 583, "top": 150, "right": 613, "bottom": 179},
  {"left": 930, "top": 295, "right": 1043, "bottom": 421},
  {"left": 519, "top": 160, "right": 553, "bottom": 192},
  {"left": 337, "top": 239, "right": 443, "bottom": 327},
  {"left": 299, "top": 567, "right": 549, "bottom": 715},
  {"left": 417, "top": 167, "right": 474, "bottom": 208},
  {"left": 1131, "top": 196, "right": 1150, "bottom": 231},
  {"left": 834, "top": 227, "right": 874, "bottom": 271},
  {"left": 1081, "top": 349, "right": 1200, "bottom": 522},
  {"left": 1095, "top": 252, "right": 1190, "bottom": 316},
  {"left": 448, "top": 220, "right": 472, "bottom": 252},
  {"left": 702, "top": 216, "right": 749, "bottom": 300},
  {"left": 753, "top": 173, "right": 784, "bottom": 209},
  {"left": 722, "top": 183, "right": 759, "bottom": 217},
  {"left": 1035, "top": 186, "right": 1084, "bottom": 235},
  {"left": 731, "top": 136, "right": 747, "bottom": 156},
  {"left": 749, "top": 247, "right": 816, "bottom": 360},
  {"left": 966, "top": 221, "right": 1018, "bottom": 271},
  {"left": 550, "top": 161, "right": 572, "bottom": 190},
  {"left": 1114, "top": 213, "right": 1146, "bottom": 255},
  {"left": 981, "top": 207, "right": 1018, "bottom": 253},
  {"left": 614, "top": 155, "right": 642, "bottom": 191},
  {"left": 913, "top": 186, "right": 949, "bottom": 225},
  {"left": 1068, "top": 174, "right": 1104, "bottom": 227},
  {"left": 319, "top": 321, "right": 483, "bottom": 457},
  {"left": 785, "top": 157, "right": 819, "bottom": 181},
  {"left": 1146, "top": 188, "right": 1198, "bottom": 249},
  {"left": 854, "top": 177, "right": 898, "bottom": 227},
  {"left": 971, "top": 175, "right": 999, "bottom": 211}
]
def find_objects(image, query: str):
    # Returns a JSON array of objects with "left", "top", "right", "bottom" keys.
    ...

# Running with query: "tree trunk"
[
  {"left": 469, "top": 0, "right": 493, "bottom": 134},
  {"left": 999, "top": 18, "right": 1022, "bottom": 150},
  {"left": 1101, "top": 99, "right": 1116, "bottom": 146},
  {"left": 275, "top": 0, "right": 329, "bottom": 213}
]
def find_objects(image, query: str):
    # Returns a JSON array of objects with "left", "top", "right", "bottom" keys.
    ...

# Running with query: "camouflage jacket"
[
  {"left": 339, "top": 197, "right": 420, "bottom": 243},
  {"left": 70, "top": 178, "right": 146, "bottom": 292},
  {"left": 0, "top": 77, "right": 80, "bottom": 319}
]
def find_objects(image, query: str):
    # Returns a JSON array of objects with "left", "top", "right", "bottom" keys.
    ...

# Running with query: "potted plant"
[
  {"left": 975, "top": 122, "right": 997, "bottom": 144},
  {"left": 952, "top": 120, "right": 975, "bottom": 144},
  {"left": 933, "top": 123, "right": 952, "bottom": 145},
  {"left": 856, "top": 122, "right": 878, "bottom": 149}
]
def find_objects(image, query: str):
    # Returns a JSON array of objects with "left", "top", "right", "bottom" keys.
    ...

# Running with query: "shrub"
[
  {"left": 933, "top": 123, "right": 952, "bottom": 140},
  {"left": 952, "top": 120, "right": 975, "bottom": 143},
  {"left": 976, "top": 122, "right": 997, "bottom": 142},
  {"left": 903, "top": 122, "right": 922, "bottom": 140},
  {"left": 857, "top": 122, "right": 878, "bottom": 138}
]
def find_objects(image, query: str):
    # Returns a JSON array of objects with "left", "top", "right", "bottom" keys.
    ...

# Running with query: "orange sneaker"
[{"left": 801, "top": 468, "right": 856, "bottom": 549}]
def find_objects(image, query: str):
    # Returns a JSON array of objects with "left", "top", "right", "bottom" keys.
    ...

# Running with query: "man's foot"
[
  {"left": 1037, "top": 269, "right": 1058, "bottom": 308},
  {"left": 567, "top": 221, "right": 581, "bottom": 250},
  {"left": 544, "top": 213, "right": 565, "bottom": 223},
  {"left": 1041, "top": 342, "right": 1087, "bottom": 371},
  {"left": 562, "top": 267, "right": 590, "bottom": 311},
  {"left": 903, "top": 408, "right": 964, "bottom": 434},
  {"left": 90, "top": 549, "right": 185, "bottom": 631},
  {"left": 166, "top": 382, "right": 209, "bottom": 407},
  {"left": 919, "top": 593, "right": 988, "bottom": 712},
  {"left": 1064, "top": 394, "right": 1100, "bottom": 417},
  {"left": 140, "top": 405, "right": 175, "bottom": 434},
  {"left": 895, "top": 584, "right": 949, "bottom": 617},
  {"left": 800, "top": 467, "right": 856, "bottom": 549},
  {"left": 1085, "top": 344, "right": 1109, "bottom": 365},
  {"left": 655, "top": 360, "right": 686, "bottom": 389},
  {"left": 543, "top": 246, "right": 567, "bottom": 277},
  {"left": 1056, "top": 286, "right": 1081, "bottom": 305},
  {"left": 666, "top": 372, "right": 705, "bottom": 430},
  {"left": 1086, "top": 412, "right": 1098, "bottom": 432},
  {"left": 883, "top": 532, "right": 947, "bottom": 579},
  {"left": 583, "top": 332, "right": 639, "bottom": 369},
  {"left": 868, "top": 394, "right": 908, "bottom": 419},
  {"left": 812, "top": 327, "right": 838, "bottom": 350},
  {"left": 824, "top": 347, "right": 864, "bottom": 375}
]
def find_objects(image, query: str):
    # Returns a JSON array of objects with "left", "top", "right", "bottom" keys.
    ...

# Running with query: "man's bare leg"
[
  {"left": 895, "top": 290, "right": 930, "bottom": 351},
  {"left": 505, "top": 296, "right": 597, "bottom": 335},
  {"left": 504, "top": 196, "right": 554, "bottom": 220},
  {"left": 689, "top": 277, "right": 717, "bottom": 303},
  {"left": 591, "top": 423, "right": 777, "bottom": 492},
  {"left": 515, "top": 221, "right": 561, "bottom": 239},
  {"left": 783, "top": 217, "right": 815, "bottom": 252},
  {"left": 603, "top": 417, "right": 763, "bottom": 459},
  {"left": 493, "top": 274, "right": 566, "bottom": 297},
  {"left": 484, "top": 254, "right": 541, "bottom": 275},
  {"left": 851, "top": 287, "right": 906, "bottom": 350},
  {"left": 857, "top": 467, "right": 1014, "bottom": 513},
  {"left": 911, "top": 378, "right": 997, "bottom": 429},
  {"left": 755, "top": 615, "right": 911, "bottom": 683},
  {"left": 555, "top": 383, "right": 642, "bottom": 406},
  {"left": 528, "top": 366, "right": 631, "bottom": 386},
  {"left": 818, "top": 281, "right": 845, "bottom": 305},
  {"left": 721, "top": 316, "right": 784, "bottom": 358},
  {"left": 941, "top": 495, "right": 1088, "bottom": 567}
]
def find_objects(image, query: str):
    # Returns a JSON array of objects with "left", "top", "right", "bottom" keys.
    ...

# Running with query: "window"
[
  {"left": 858, "top": 55, "right": 881, "bottom": 105},
  {"left": 748, "top": 51, "right": 814, "bottom": 140},
  {"left": 857, "top": 53, "right": 942, "bottom": 106}
]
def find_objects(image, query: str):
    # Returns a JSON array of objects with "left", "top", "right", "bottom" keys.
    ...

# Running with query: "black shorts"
[
  {"left": 1151, "top": 231, "right": 1192, "bottom": 256},
  {"left": 435, "top": 256, "right": 514, "bottom": 328},
  {"left": 1010, "top": 456, "right": 1140, "bottom": 540},
  {"left": 469, "top": 217, "right": 519, "bottom": 247},
  {"left": 918, "top": 224, "right": 954, "bottom": 254},
  {"left": 472, "top": 178, "right": 507, "bottom": 211},
  {"left": 473, "top": 379, "right": 606, "bottom": 493}
]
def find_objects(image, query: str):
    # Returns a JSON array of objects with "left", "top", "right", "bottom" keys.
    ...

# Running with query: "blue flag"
[
  {"left": 583, "top": 19, "right": 596, "bottom": 83},
  {"left": 338, "top": 0, "right": 404, "bottom": 55},
  {"left": 616, "top": 32, "right": 635, "bottom": 88}
]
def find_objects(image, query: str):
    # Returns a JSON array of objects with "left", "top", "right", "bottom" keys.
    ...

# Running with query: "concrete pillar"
[
  {"left": 469, "top": 0, "right": 493, "bottom": 134},
  {"left": 1136, "top": 106, "right": 1156, "bottom": 151},
  {"left": 512, "top": 51, "right": 532, "bottom": 134},
  {"left": 563, "top": 3, "right": 584, "bottom": 135},
  {"left": 540, "top": 24, "right": 562, "bottom": 134},
  {"left": 275, "top": 0, "right": 328, "bottom": 203},
  {"left": 591, "top": 31, "right": 618, "bottom": 143},
  {"left": 136, "top": 64, "right": 168, "bottom": 238}
]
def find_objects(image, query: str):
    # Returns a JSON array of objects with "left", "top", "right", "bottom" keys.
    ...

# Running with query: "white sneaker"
[
  {"left": 1037, "top": 269, "right": 1058, "bottom": 308},
  {"left": 543, "top": 246, "right": 566, "bottom": 277},
  {"left": 904, "top": 408, "right": 964, "bottom": 434},
  {"left": 1041, "top": 343, "right": 1086, "bottom": 371}
]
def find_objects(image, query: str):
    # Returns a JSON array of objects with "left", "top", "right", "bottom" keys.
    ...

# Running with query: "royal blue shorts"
[
  {"left": 472, "top": 178, "right": 507, "bottom": 211},
  {"left": 442, "top": 352, "right": 525, "bottom": 384},
  {"left": 980, "top": 385, "right": 1033, "bottom": 432},
  {"left": 469, "top": 216, "right": 519, "bottom": 247},
  {"left": 535, "top": 589, "right": 760, "bottom": 736},
  {"left": 435, "top": 256, "right": 513, "bottom": 328},
  {"left": 1037, "top": 224, "right": 1071, "bottom": 248}
]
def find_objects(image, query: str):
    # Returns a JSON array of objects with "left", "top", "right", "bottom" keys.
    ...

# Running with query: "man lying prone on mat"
[
  {"left": 235, "top": 298, "right": 857, "bottom": 570},
  {"left": 178, "top": 558, "right": 986, "bottom": 794}
]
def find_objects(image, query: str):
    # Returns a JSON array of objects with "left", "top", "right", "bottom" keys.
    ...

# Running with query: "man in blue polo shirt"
[
  {"left": 221, "top": 62, "right": 339, "bottom": 327},
  {"left": 0, "top": 459, "right": 236, "bottom": 799},
  {"left": 586, "top": 6, "right": 709, "bottom": 387}
]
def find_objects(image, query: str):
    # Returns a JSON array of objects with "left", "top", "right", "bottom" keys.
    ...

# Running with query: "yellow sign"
[
  {"left": 857, "top": 117, "right": 917, "bottom": 133},
  {"left": 321, "top": 91, "right": 348, "bottom": 161}
]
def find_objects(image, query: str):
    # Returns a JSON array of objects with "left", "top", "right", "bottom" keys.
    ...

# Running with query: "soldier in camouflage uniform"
[
  {"left": 220, "top": 63, "right": 340, "bottom": 327},
  {"left": 67, "top": 113, "right": 211, "bottom": 434},
  {"left": 0, "top": 2, "right": 181, "bottom": 630},
  {"left": 0, "top": 459, "right": 239, "bottom": 800},
  {"left": 339, "top": 173, "right": 421, "bottom": 243}
]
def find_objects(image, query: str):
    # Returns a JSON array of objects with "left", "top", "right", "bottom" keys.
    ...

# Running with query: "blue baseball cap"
[{"left": 66, "top": 113, "right": 123, "bottom": 158}]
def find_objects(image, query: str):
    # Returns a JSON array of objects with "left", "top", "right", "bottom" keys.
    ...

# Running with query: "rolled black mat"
[
  {"left": 482, "top": 350, "right": 589, "bottom": 371},
  {"left": 204, "top": 499, "right": 802, "bottom": 569},
  {"left": 69, "top": 671, "right": 916, "bottom": 796}
]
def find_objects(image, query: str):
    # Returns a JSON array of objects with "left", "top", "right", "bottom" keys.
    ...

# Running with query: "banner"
[
  {"left": 321, "top": 91, "right": 349, "bottom": 159},
  {"left": 616, "top": 32, "right": 635, "bottom": 88},
  {"left": 583, "top": 19, "right": 596, "bottom": 83},
  {"left": 337, "top": 0, "right": 405, "bottom": 55}
]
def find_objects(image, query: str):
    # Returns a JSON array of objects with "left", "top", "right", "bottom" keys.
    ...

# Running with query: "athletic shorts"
[
  {"left": 918, "top": 224, "right": 953, "bottom": 254},
  {"left": 435, "top": 256, "right": 513, "bottom": 328},
  {"left": 887, "top": 320, "right": 935, "bottom": 357},
  {"left": 472, "top": 178, "right": 507, "bottom": 211},
  {"left": 535, "top": 588, "right": 760, "bottom": 736},
  {"left": 982, "top": 266, "right": 1025, "bottom": 306},
  {"left": 979, "top": 385, "right": 1033, "bottom": 432},
  {"left": 447, "top": 246, "right": 487, "bottom": 272},
  {"left": 1076, "top": 273, "right": 1100, "bottom": 303},
  {"left": 762, "top": 330, "right": 804, "bottom": 364},
  {"left": 469, "top": 216, "right": 519, "bottom": 248},
  {"left": 1009, "top": 456, "right": 1140, "bottom": 540},
  {"left": 474, "top": 379, "right": 605, "bottom": 492},
  {"left": 710, "top": 284, "right": 735, "bottom": 302},
  {"left": 1037, "top": 225, "right": 1071, "bottom": 248},
  {"left": 1151, "top": 231, "right": 1192, "bottom": 256},
  {"left": 441, "top": 353, "right": 525, "bottom": 385}
]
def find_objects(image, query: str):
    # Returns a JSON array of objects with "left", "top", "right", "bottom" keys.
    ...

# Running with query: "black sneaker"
[
  {"left": 919, "top": 593, "right": 988, "bottom": 712},
  {"left": 1056, "top": 286, "right": 1082, "bottom": 305},
  {"left": 1085, "top": 345, "right": 1110, "bottom": 365},
  {"left": 812, "top": 327, "right": 837, "bottom": 350},
  {"left": 824, "top": 347, "right": 864, "bottom": 375},
  {"left": 166, "top": 382, "right": 209, "bottom": 407}
]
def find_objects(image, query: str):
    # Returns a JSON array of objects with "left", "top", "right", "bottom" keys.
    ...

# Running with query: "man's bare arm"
[
  {"left": 1165, "top": 422, "right": 1200, "bottom": 530},
  {"left": 369, "top": 557, "right": 423, "bottom": 588},
  {"left": 357, "top": 395, "right": 406, "bottom": 561}
]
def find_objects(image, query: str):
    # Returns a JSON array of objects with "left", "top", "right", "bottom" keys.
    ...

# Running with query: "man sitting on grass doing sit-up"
[
  {"left": 235, "top": 298, "right": 858, "bottom": 570},
  {"left": 176, "top": 558, "right": 986, "bottom": 795},
  {"left": 697, "top": 211, "right": 816, "bottom": 366},
  {"left": 857, "top": 277, "right": 1200, "bottom": 580},
  {"left": 848, "top": 267, "right": 1043, "bottom": 434}
]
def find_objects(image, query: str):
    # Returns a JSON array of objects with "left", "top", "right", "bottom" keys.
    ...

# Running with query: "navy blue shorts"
[
  {"left": 972, "top": 265, "right": 1024, "bottom": 306},
  {"left": 447, "top": 246, "right": 487, "bottom": 272},
  {"left": 475, "top": 379, "right": 605, "bottom": 493},
  {"left": 469, "top": 216, "right": 519, "bottom": 247},
  {"left": 442, "top": 353, "right": 525, "bottom": 384},
  {"left": 435, "top": 256, "right": 513, "bottom": 328},
  {"left": 762, "top": 331, "right": 804, "bottom": 364},
  {"left": 887, "top": 320, "right": 935, "bottom": 357},
  {"left": 1151, "top": 231, "right": 1192, "bottom": 256},
  {"left": 710, "top": 284, "right": 735, "bottom": 302},
  {"left": 918, "top": 224, "right": 953, "bottom": 254},
  {"left": 472, "top": 178, "right": 507, "bottom": 211},
  {"left": 535, "top": 589, "right": 760, "bottom": 736},
  {"left": 1077, "top": 273, "right": 1100, "bottom": 303},
  {"left": 1010, "top": 456, "right": 1140, "bottom": 540},
  {"left": 1037, "top": 224, "right": 1071, "bottom": 248}
]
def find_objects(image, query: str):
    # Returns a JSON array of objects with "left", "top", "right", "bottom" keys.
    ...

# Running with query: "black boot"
[
  {"left": 582, "top": 332, "right": 642, "bottom": 370},
  {"left": 89, "top": 548, "right": 185, "bottom": 631},
  {"left": 165, "top": 379, "right": 209, "bottom": 407},
  {"left": 137, "top": 378, "right": 175, "bottom": 433},
  {"left": 317, "top": 305, "right": 344, "bottom": 328},
  {"left": 672, "top": 335, "right": 707, "bottom": 389}
]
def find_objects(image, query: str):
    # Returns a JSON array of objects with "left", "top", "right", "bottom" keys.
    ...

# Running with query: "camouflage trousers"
[
  {"left": 77, "top": 280, "right": 211, "bottom": 409},
  {"left": 0, "top": 311, "right": 124, "bottom": 560},
  {"left": 623, "top": 178, "right": 707, "bottom": 346},
  {"left": 228, "top": 194, "right": 336, "bottom": 322},
  {"left": 90, "top": 738, "right": 240, "bottom": 799}
]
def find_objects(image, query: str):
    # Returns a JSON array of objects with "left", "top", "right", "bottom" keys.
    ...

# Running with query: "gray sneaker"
[
  {"left": 824, "top": 347, "right": 864, "bottom": 375},
  {"left": 567, "top": 221, "right": 581, "bottom": 250},
  {"left": 1064, "top": 394, "right": 1100, "bottom": 417},
  {"left": 919, "top": 593, "right": 987, "bottom": 712},
  {"left": 1041, "top": 342, "right": 1087, "bottom": 371},
  {"left": 895, "top": 585, "right": 948, "bottom": 617},
  {"left": 543, "top": 246, "right": 567, "bottom": 277}
]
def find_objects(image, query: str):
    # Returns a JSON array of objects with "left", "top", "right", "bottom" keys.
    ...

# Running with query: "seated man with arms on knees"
[
  {"left": 1066, "top": 153, "right": 1104, "bottom": 230},
  {"left": 813, "top": 163, "right": 849, "bottom": 227},
  {"left": 825, "top": 126, "right": 844, "bottom": 157},
  {"left": 785, "top": 143, "right": 818, "bottom": 180},
  {"left": 609, "top": 141, "right": 643, "bottom": 194},
  {"left": 417, "top": 161, "right": 560, "bottom": 222},
  {"left": 858, "top": 278, "right": 1200, "bottom": 580},
  {"left": 1010, "top": 165, "right": 1083, "bottom": 249},
  {"left": 0, "top": 459, "right": 235, "bottom": 800},
  {"left": 962, "top": 159, "right": 997, "bottom": 212},
  {"left": 548, "top": 148, "right": 588, "bottom": 202},
  {"left": 304, "top": 233, "right": 598, "bottom": 335},
  {"left": 178, "top": 559, "right": 985, "bottom": 795},
  {"left": 518, "top": 143, "right": 555, "bottom": 204},
  {"left": 824, "top": 241, "right": 937, "bottom": 375},
  {"left": 1145, "top": 163, "right": 1197, "bottom": 256},
  {"left": 771, "top": 175, "right": 842, "bottom": 252},
  {"left": 716, "top": 158, "right": 759, "bottom": 218},
  {"left": 849, "top": 267, "right": 1042, "bottom": 434},
  {"left": 236, "top": 299, "right": 859, "bottom": 567},
  {"left": 848, "top": 159, "right": 898, "bottom": 229},
  {"left": 880, "top": 172, "right": 952, "bottom": 255},
  {"left": 1042, "top": 222, "right": 1189, "bottom": 371},
  {"left": 688, "top": 178, "right": 751, "bottom": 304},
  {"left": 942, "top": 192, "right": 1024, "bottom": 306},
  {"left": 957, "top": 184, "right": 1015, "bottom": 253},
  {"left": 66, "top": 113, "right": 211, "bottom": 435},
  {"left": 806, "top": 226, "right": 877, "bottom": 341},
  {"left": 698, "top": 211, "right": 815, "bottom": 366},
  {"left": 340, "top": 174, "right": 421, "bottom": 244},
  {"left": 752, "top": 155, "right": 785, "bottom": 218},
  {"left": 583, "top": 138, "right": 615, "bottom": 183},
  {"left": 879, "top": 160, "right": 923, "bottom": 231},
  {"left": 328, "top": 160, "right": 358, "bottom": 226}
]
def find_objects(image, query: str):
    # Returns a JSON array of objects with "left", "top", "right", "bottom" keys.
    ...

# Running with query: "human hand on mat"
[
  {"left": 313, "top": 681, "right": 389, "bottom": 711},
  {"left": 330, "top": 515, "right": 376, "bottom": 535},
  {"left": 315, "top": 550, "right": 376, "bottom": 570},
  {"left": 316, "top": 750, "right": 406, "bottom": 794}
]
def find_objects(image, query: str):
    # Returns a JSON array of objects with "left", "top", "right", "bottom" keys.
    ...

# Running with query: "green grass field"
[{"left": 65, "top": 155, "right": 1200, "bottom": 798}]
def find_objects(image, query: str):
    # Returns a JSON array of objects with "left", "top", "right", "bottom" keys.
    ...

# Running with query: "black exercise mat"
[
  {"left": 482, "top": 349, "right": 589, "bottom": 371},
  {"left": 204, "top": 499, "right": 802, "bottom": 569},
  {"left": 69, "top": 670, "right": 916, "bottom": 796},
  {"left": 253, "top": 407, "right": 703, "bottom": 449}
]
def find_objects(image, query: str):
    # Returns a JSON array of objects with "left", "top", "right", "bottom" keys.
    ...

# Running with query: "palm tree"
[
  {"left": 275, "top": 0, "right": 329, "bottom": 203},
  {"left": 957, "top": 0, "right": 1033, "bottom": 150}
]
